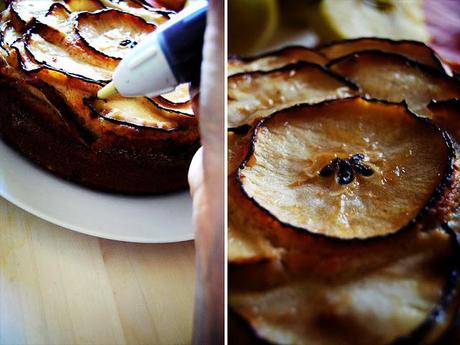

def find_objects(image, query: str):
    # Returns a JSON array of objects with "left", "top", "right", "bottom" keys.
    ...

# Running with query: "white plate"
[{"left": 0, "top": 139, "right": 194, "bottom": 243}]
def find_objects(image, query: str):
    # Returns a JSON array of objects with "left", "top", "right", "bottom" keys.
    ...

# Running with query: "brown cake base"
[{"left": 0, "top": 79, "right": 200, "bottom": 194}]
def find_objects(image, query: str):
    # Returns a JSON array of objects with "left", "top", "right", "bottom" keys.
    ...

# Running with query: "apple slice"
[
  {"left": 85, "top": 96, "right": 194, "bottom": 131},
  {"left": 75, "top": 9, "right": 156, "bottom": 60},
  {"left": 230, "top": 226, "right": 460, "bottom": 345},
  {"left": 98, "top": 0, "right": 171, "bottom": 25},
  {"left": 228, "top": 62, "right": 357, "bottom": 129},
  {"left": 24, "top": 23, "right": 116, "bottom": 83},
  {"left": 328, "top": 51, "right": 460, "bottom": 116},
  {"left": 228, "top": 46, "right": 328, "bottom": 76},
  {"left": 0, "top": 20, "right": 21, "bottom": 50},
  {"left": 10, "top": 0, "right": 56, "bottom": 30},
  {"left": 319, "top": 37, "right": 450, "bottom": 75},
  {"left": 238, "top": 97, "right": 457, "bottom": 240}
]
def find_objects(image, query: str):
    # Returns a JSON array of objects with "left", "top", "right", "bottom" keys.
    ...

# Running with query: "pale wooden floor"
[{"left": 0, "top": 197, "right": 196, "bottom": 345}]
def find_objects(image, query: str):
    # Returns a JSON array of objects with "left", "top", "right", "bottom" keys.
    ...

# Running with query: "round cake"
[{"left": 0, "top": 0, "right": 199, "bottom": 194}]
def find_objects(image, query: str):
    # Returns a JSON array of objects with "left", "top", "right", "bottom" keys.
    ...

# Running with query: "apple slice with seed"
[
  {"left": 75, "top": 9, "right": 156, "bottom": 60},
  {"left": 238, "top": 97, "right": 458, "bottom": 240}
]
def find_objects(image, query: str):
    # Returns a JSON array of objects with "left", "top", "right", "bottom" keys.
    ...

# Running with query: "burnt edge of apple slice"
[
  {"left": 156, "top": 95, "right": 191, "bottom": 106},
  {"left": 149, "top": 97, "right": 195, "bottom": 117},
  {"left": 228, "top": 45, "right": 328, "bottom": 64},
  {"left": 227, "top": 61, "right": 360, "bottom": 131},
  {"left": 105, "top": 0, "right": 175, "bottom": 16},
  {"left": 21, "top": 20, "right": 107, "bottom": 85},
  {"left": 318, "top": 37, "right": 450, "bottom": 74},
  {"left": 229, "top": 224, "right": 460, "bottom": 345},
  {"left": 236, "top": 97, "right": 458, "bottom": 243},
  {"left": 74, "top": 8, "right": 157, "bottom": 61},
  {"left": 46, "top": 2, "right": 72, "bottom": 16},
  {"left": 326, "top": 50, "right": 460, "bottom": 91},
  {"left": 392, "top": 223, "right": 460, "bottom": 345},
  {"left": 83, "top": 96, "right": 192, "bottom": 132}
]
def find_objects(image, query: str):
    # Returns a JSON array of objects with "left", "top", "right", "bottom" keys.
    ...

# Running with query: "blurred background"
[{"left": 228, "top": 0, "right": 460, "bottom": 72}]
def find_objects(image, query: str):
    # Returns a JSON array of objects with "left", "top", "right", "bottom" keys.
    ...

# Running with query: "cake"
[{"left": 0, "top": 0, "right": 199, "bottom": 194}]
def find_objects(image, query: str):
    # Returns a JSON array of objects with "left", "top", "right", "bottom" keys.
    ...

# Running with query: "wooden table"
[{"left": 0, "top": 197, "right": 196, "bottom": 345}]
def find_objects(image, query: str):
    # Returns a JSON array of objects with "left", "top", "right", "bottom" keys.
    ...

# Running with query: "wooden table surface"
[{"left": 0, "top": 197, "right": 196, "bottom": 345}]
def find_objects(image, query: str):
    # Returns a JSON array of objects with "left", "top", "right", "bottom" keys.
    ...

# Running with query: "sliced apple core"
[
  {"left": 76, "top": 9, "right": 156, "bottom": 60},
  {"left": 328, "top": 51, "right": 460, "bottom": 116},
  {"left": 228, "top": 62, "right": 357, "bottom": 128},
  {"left": 239, "top": 98, "right": 454, "bottom": 240},
  {"left": 319, "top": 37, "right": 449, "bottom": 74},
  {"left": 228, "top": 46, "right": 328, "bottom": 76}
]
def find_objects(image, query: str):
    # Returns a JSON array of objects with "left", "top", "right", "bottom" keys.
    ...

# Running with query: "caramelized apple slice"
[
  {"left": 230, "top": 227, "right": 460, "bottom": 345},
  {"left": 238, "top": 98, "right": 457, "bottom": 240},
  {"left": 75, "top": 9, "right": 156, "bottom": 60},
  {"left": 86, "top": 96, "right": 193, "bottom": 130},
  {"left": 228, "top": 46, "right": 328, "bottom": 76},
  {"left": 228, "top": 62, "right": 357, "bottom": 128},
  {"left": 319, "top": 37, "right": 450, "bottom": 75},
  {"left": 10, "top": 0, "right": 56, "bottom": 30},
  {"left": 158, "top": 83, "right": 191, "bottom": 105},
  {"left": 39, "top": 3, "right": 72, "bottom": 35},
  {"left": 151, "top": 84, "right": 193, "bottom": 116},
  {"left": 328, "top": 51, "right": 460, "bottom": 116},
  {"left": 10, "top": 38, "right": 41, "bottom": 71},
  {"left": 98, "top": 0, "right": 170, "bottom": 25},
  {"left": 24, "top": 23, "right": 115, "bottom": 83}
]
